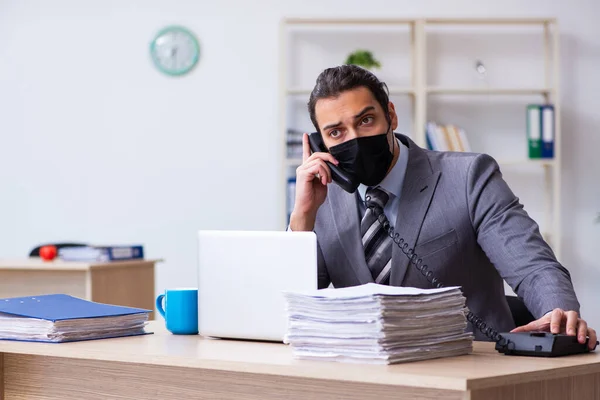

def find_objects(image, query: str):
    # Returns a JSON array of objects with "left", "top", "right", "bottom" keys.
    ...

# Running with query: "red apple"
[{"left": 39, "top": 245, "right": 57, "bottom": 261}]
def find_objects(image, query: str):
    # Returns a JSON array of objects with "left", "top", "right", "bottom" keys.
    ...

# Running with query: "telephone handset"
[
  {"left": 365, "top": 197, "right": 598, "bottom": 357},
  {"left": 308, "top": 132, "right": 360, "bottom": 194}
]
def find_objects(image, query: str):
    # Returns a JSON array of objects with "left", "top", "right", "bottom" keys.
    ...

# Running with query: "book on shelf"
[
  {"left": 426, "top": 122, "right": 471, "bottom": 152},
  {"left": 287, "top": 177, "right": 296, "bottom": 224},
  {"left": 58, "top": 245, "right": 144, "bottom": 262},
  {"left": 0, "top": 294, "right": 151, "bottom": 343},
  {"left": 527, "top": 104, "right": 554, "bottom": 159},
  {"left": 286, "top": 128, "right": 304, "bottom": 159}
]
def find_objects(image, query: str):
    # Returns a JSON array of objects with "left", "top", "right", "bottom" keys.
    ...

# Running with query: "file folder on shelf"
[
  {"left": 541, "top": 105, "right": 555, "bottom": 159},
  {"left": 0, "top": 294, "right": 151, "bottom": 343},
  {"left": 527, "top": 104, "right": 542, "bottom": 159}
]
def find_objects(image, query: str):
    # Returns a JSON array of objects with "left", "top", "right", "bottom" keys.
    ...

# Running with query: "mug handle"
[{"left": 156, "top": 294, "right": 166, "bottom": 318}]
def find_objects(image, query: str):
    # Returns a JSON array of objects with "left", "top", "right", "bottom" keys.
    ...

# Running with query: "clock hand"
[{"left": 172, "top": 47, "right": 179, "bottom": 68}]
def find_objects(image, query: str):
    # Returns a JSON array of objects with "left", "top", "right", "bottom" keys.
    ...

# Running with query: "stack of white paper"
[
  {"left": 283, "top": 283, "right": 473, "bottom": 364},
  {"left": 0, "top": 313, "right": 149, "bottom": 342}
]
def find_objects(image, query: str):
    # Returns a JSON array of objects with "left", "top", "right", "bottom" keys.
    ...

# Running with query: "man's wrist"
[{"left": 289, "top": 210, "right": 317, "bottom": 232}]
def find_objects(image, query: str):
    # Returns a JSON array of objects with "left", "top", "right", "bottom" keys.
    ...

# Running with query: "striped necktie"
[{"left": 360, "top": 187, "right": 393, "bottom": 284}]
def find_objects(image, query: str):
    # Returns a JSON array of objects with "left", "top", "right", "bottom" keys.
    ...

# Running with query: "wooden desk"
[
  {"left": 0, "top": 321, "right": 598, "bottom": 399},
  {"left": 0, "top": 258, "right": 158, "bottom": 318}
]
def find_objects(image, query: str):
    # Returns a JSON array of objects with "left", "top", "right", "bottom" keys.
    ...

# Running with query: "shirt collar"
[{"left": 358, "top": 137, "right": 408, "bottom": 201}]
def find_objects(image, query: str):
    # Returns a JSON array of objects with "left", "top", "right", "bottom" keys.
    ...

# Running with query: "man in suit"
[{"left": 289, "top": 64, "right": 596, "bottom": 347}]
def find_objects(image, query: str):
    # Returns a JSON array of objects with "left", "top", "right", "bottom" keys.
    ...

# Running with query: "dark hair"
[{"left": 308, "top": 65, "right": 390, "bottom": 133}]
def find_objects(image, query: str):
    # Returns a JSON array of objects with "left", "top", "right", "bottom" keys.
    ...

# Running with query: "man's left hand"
[{"left": 511, "top": 308, "right": 597, "bottom": 350}]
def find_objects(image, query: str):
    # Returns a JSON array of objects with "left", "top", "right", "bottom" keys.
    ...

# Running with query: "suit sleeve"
[
  {"left": 466, "top": 153, "right": 580, "bottom": 318},
  {"left": 288, "top": 224, "right": 330, "bottom": 288}
]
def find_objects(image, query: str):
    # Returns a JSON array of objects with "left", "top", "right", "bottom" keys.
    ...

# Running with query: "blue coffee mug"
[{"left": 156, "top": 288, "right": 198, "bottom": 335}]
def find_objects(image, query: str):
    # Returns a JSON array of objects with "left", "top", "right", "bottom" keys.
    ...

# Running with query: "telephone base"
[{"left": 495, "top": 332, "right": 597, "bottom": 357}]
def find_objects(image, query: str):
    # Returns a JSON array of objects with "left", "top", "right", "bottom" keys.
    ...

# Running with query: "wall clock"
[{"left": 150, "top": 26, "right": 200, "bottom": 76}]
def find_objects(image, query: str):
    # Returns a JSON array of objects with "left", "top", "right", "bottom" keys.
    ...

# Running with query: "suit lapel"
[
  {"left": 389, "top": 135, "right": 441, "bottom": 286},
  {"left": 328, "top": 186, "right": 374, "bottom": 284}
]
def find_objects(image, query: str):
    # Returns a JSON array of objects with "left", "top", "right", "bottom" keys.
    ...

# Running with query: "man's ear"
[{"left": 387, "top": 102, "right": 399, "bottom": 131}]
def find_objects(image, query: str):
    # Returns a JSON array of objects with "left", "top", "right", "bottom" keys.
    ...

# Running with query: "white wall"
[{"left": 1, "top": 0, "right": 599, "bottom": 326}]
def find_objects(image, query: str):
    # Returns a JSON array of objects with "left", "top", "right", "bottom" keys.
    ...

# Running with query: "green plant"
[{"left": 344, "top": 50, "right": 381, "bottom": 69}]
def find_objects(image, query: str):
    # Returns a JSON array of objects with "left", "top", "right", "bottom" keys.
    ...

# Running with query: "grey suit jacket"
[{"left": 314, "top": 133, "right": 580, "bottom": 340}]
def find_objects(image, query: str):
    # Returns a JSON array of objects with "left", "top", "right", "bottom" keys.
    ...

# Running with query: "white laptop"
[{"left": 197, "top": 230, "right": 318, "bottom": 342}]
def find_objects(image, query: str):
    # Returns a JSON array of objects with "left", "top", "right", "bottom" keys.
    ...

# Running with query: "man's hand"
[
  {"left": 289, "top": 133, "right": 338, "bottom": 232},
  {"left": 511, "top": 308, "right": 598, "bottom": 350}
]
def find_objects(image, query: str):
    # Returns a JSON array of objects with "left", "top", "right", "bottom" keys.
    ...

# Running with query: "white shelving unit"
[
  {"left": 427, "top": 87, "right": 552, "bottom": 95},
  {"left": 280, "top": 17, "right": 561, "bottom": 259}
]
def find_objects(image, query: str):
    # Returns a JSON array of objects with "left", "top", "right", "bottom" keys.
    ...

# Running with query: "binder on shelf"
[
  {"left": 58, "top": 245, "right": 144, "bottom": 262},
  {"left": 286, "top": 128, "right": 304, "bottom": 159},
  {"left": 541, "top": 105, "right": 555, "bottom": 158},
  {"left": 0, "top": 294, "right": 151, "bottom": 343},
  {"left": 527, "top": 104, "right": 542, "bottom": 159}
]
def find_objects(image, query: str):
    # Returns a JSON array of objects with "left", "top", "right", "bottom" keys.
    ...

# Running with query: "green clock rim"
[{"left": 150, "top": 25, "right": 200, "bottom": 76}]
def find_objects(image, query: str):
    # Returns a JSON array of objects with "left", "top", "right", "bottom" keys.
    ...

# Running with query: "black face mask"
[{"left": 328, "top": 130, "right": 394, "bottom": 187}]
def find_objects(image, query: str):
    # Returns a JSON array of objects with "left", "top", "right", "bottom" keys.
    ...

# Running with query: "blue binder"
[
  {"left": 0, "top": 294, "right": 150, "bottom": 321},
  {"left": 0, "top": 294, "right": 152, "bottom": 343},
  {"left": 540, "top": 104, "right": 555, "bottom": 159},
  {"left": 58, "top": 245, "right": 144, "bottom": 262}
]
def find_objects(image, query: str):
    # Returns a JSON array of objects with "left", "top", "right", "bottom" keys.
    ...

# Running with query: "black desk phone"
[
  {"left": 307, "top": 131, "right": 597, "bottom": 357},
  {"left": 308, "top": 132, "right": 360, "bottom": 193}
]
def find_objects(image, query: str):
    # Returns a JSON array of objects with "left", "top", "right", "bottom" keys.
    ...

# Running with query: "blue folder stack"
[
  {"left": 58, "top": 245, "right": 144, "bottom": 262},
  {"left": 0, "top": 294, "right": 151, "bottom": 343}
]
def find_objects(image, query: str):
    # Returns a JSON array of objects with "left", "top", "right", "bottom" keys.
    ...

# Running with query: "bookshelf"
[{"left": 279, "top": 17, "right": 561, "bottom": 260}]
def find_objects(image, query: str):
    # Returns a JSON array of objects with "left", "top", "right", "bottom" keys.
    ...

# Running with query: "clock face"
[{"left": 150, "top": 26, "right": 200, "bottom": 76}]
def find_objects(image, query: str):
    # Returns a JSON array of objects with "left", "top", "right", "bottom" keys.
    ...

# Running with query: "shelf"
[
  {"left": 388, "top": 87, "right": 415, "bottom": 95},
  {"left": 286, "top": 88, "right": 312, "bottom": 95},
  {"left": 284, "top": 18, "right": 556, "bottom": 26},
  {"left": 497, "top": 159, "right": 555, "bottom": 167},
  {"left": 287, "top": 87, "right": 414, "bottom": 96},
  {"left": 284, "top": 18, "right": 414, "bottom": 26},
  {"left": 427, "top": 87, "right": 553, "bottom": 96},
  {"left": 424, "top": 18, "right": 556, "bottom": 25},
  {"left": 289, "top": 87, "right": 551, "bottom": 96}
]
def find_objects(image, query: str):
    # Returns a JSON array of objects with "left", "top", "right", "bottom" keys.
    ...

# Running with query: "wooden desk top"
[
  {"left": 0, "top": 258, "right": 161, "bottom": 271},
  {"left": 0, "top": 321, "right": 598, "bottom": 391}
]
